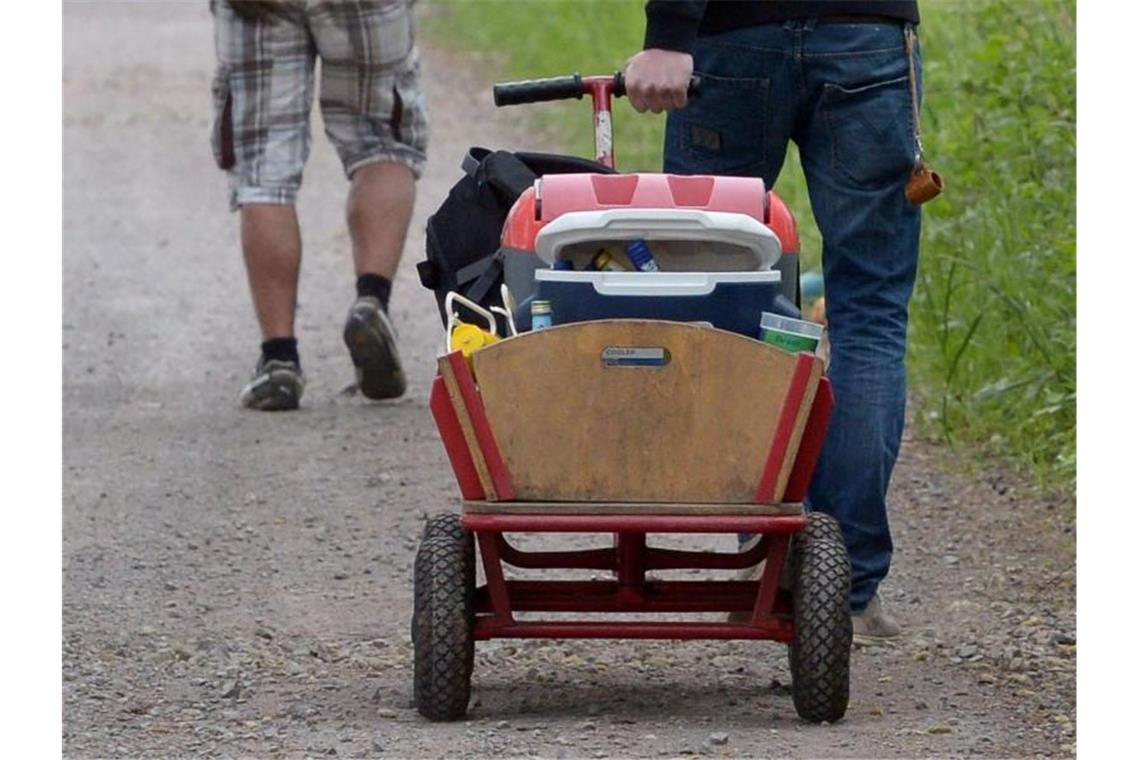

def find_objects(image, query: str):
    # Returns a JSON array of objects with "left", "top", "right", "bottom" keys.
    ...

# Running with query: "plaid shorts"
[{"left": 210, "top": 0, "right": 429, "bottom": 210}]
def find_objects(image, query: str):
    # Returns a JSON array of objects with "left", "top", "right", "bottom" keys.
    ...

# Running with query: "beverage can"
[
  {"left": 531, "top": 299, "right": 553, "bottom": 331},
  {"left": 625, "top": 238, "right": 660, "bottom": 272}
]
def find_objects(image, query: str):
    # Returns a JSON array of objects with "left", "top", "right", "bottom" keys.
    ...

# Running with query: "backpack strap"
[
  {"left": 461, "top": 147, "right": 536, "bottom": 200},
  {"left": 457, "top": 249, "right": 506, "bottom": 307}
]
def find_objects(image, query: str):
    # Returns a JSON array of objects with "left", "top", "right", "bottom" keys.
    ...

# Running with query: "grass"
[{"left": 423, "top": 0, "right": 1076, "bottom": 494}]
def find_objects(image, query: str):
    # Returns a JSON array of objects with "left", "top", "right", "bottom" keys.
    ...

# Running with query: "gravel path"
[{"left": 63, "top": 4, "right": 1074, "bottom": 757}]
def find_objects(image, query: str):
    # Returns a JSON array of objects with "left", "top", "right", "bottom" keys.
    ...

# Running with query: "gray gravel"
[{"left": 63, "top": 4, "right": 1074, "bottom": 758}]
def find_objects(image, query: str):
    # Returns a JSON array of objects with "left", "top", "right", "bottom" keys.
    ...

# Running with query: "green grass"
[
  {"left": 423, "top": 0, "right": 1076, "bottom": 494},
  {"left": 912, "top": 0, "right": 1075, "bottom": 491}
]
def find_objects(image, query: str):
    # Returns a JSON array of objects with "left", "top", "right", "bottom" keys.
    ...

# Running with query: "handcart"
[{"left": 413, "top": 73, "right": 852, "bottom": 724}]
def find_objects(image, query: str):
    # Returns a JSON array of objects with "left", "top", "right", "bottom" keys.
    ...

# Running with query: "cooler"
[{"left": 520, "top": 269, "right": 798, "bottom": 339}]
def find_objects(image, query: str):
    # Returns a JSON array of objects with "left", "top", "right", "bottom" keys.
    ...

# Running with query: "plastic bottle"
[
  {"left": 531, "top": 300, "right": 553, "bottom": 331},
  {"left": 625, "top": 238, "right": 659, "bottom": 272}
]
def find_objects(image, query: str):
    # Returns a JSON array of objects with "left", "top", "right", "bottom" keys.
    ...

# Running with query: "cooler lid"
[
  {"left": 532, "top": 208, "right": 783, "bottom": 269},
  {"left": 535, "top": 269, "right": 781, "bottom": 297}
]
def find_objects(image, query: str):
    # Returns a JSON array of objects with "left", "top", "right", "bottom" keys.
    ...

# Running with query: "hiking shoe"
[
  {"left": 852, "top": 594, "right": 901, "bottom": 647},
  {"left": 239, "top": 357, "right": 305, "bottom": 411},
  {"left": 343, "top": 296, "right": 406, "bottom": 400}
]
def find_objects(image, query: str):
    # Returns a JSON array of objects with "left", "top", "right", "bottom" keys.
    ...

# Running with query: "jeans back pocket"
[{"left": 823, "top": 73, "right": 914, "bottom": 190}]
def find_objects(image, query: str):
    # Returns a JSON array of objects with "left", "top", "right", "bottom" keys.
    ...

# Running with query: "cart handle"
[
  {"left": 491, "top": 73, "right": 699, "bottom": 170},
  {"left": 492, "top": 72, "right": 700, "bottom": 107}
]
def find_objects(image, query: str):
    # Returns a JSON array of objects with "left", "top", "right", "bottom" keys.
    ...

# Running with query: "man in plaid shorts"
[{"left": 210, "top": 0, "right": 428, "bottom": 410}]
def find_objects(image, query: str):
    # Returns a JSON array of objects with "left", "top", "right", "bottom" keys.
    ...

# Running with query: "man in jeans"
[
  {"left": 210, "top": 0, "right": 428, "bottom": 410},
  {"left": 625, "top": 0, "right": 923, "bottom": 645}
]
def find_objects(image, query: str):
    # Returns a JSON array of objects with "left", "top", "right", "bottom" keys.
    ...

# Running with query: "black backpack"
[{"left": 417, "top": 147, "right": 615, "bottom": 331}]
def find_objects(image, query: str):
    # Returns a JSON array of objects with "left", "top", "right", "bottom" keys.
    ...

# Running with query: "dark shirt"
[{"left": 644, "top": 1, "right": 920, "bottom": 53}]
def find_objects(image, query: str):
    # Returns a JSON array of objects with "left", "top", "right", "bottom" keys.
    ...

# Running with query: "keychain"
[{"left": 904, "top": 25, "right": 944, "bottom": 205}]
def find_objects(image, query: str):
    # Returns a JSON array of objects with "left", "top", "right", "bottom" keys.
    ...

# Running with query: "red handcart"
[{"left": 413, "top": 74, "right": 852, "bottom": 725}]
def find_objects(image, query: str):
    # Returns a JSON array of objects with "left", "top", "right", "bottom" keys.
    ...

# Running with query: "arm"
[{"left": 624, "top": 1, "right": 705, "bottom": 114}]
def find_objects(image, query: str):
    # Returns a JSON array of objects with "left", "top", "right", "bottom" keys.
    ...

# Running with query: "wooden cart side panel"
[
  {"left": 754, "top": 353, "right": 822, "bottom": 503},
  {"left": 472, "top": 321, "right": 808, "bottom": 503},
  {"left": 429, "top": 374, "right": 485, "bottom": 501},
  {"left": 781, "top": 375, "right": 835, "bottom": 504},
  {"left": 444, "top": 352, "right": 516, "bottom": 501}
]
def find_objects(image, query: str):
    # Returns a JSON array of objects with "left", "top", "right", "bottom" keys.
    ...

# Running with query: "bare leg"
[
  {"left": 241, "top": 203, "right": 302, "bottom": 339},
  {"left": 346, "top": 161, "right": 415, "bottom": 280}
]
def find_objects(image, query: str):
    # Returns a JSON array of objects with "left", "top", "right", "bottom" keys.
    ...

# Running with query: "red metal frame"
[
  {"left": 463, "top": 512, "right": 803, "bottom": 642},
  {"left": 755, "top": 352, "right": 817, "bottom": 504},
  {"left": 425, "top": 74, "right": 838, "bottom": 647},
  {"left": 583, "top": 76, "right": 617, "bottom": 168}
]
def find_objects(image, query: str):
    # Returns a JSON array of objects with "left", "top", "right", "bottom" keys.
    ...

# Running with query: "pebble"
[
  {"left": 220, "top": 680, "right": 241, "bottom": 699},
  {"left": 709, "top": 732, "right": 729, "bottom": 746},
  {"left": 377, "top": 708, "right": 397, "bottom": 719}
]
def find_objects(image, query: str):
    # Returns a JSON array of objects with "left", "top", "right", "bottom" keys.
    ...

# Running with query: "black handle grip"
[
  {"left": 612, "top": 72, "right": 701, "bottom": 99},
  {"left": 493, "top": 74, "right": 584, "bottom": 106}
]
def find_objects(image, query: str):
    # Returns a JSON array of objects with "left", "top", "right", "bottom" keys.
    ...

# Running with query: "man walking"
[
  {"left": 624, "top": 0, "right": 923, "bottom": 645},
  {"left": 210, "top": 0, "right": 428, "bottom": 410}
]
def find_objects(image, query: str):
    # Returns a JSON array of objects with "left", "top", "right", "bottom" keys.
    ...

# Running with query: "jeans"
[{"left": 664, "top": 20, "right": 922, "bottom": 612}]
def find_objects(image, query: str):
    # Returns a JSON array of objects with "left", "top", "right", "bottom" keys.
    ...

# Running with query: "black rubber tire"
[
  {"left": 412, "top": 514, "right": 476, "bottom": 721},
  {"left": 788, "top": 512, "right": 852, "bottom": 723}
]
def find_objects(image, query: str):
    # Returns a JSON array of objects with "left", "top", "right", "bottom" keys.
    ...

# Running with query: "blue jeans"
[{"left": 664, "top": 20, "right": 922, "bottom": 612}]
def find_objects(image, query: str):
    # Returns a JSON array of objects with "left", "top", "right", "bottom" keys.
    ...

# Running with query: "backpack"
[{"left": 417, "top": 147, "right": 615, "bottom": 331}]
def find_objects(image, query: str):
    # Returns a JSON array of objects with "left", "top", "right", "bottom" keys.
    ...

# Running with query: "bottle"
[
  {"left": 625, "top": 238, "right": 659, "bottom": 272},
  {"left": 590, "top": 249, "right": 630, "bottom": 272},
  {"left": 530, "top": 299, "right": 553, "bottom": 331}
]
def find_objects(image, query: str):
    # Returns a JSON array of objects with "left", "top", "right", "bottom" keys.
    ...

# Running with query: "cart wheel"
[
  {"left": 788, "top": 512, "right": 852, "bottom": 723},
  {"left": 412, "top": 514, "right": 475, "bottom": 721}
]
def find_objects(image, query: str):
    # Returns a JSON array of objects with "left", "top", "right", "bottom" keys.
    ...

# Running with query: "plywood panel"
[{"left": 471, "top": 320, "right": 822, "bottom": 503}]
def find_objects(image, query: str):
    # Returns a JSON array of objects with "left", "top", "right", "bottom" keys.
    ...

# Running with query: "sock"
[
  {"left": 356, "top": 273, "right": 392, "bottom": 311},
  {"left": 261, "top": 337, "right": 300, "bottom": 368}
]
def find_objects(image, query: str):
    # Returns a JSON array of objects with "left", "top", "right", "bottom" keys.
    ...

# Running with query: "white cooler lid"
[
  {"left": 535, "top": 269, "right": 781, "bottom": 297},
  {"left": 533, "top": 208, "right": 783, "bottom": 269}
]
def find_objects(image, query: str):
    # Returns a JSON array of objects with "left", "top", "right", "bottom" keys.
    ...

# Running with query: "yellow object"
[
  {"left": 592, "top": 249, "right": 630, "bottom": 271},
  {"left": 809, "top": 297, "right": 827, "bottom": 325},
  {"left": 450, "top": 322, "right": 500, "bottom": 357}
]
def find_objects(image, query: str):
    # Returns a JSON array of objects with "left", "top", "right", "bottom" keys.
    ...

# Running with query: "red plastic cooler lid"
[{"left": 538, "top": 173, "right": 767, "bottom": 223}]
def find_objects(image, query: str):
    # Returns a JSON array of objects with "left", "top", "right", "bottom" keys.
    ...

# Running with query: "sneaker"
[
  {"left": 239, "top": 357, "right": 305, "bottom": 411},
  {"left": 851, "top": 594, "right": 901, "bottom": 647},
  {"left": 343, "top": 296, "right": 406, "bottom": 400}
]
